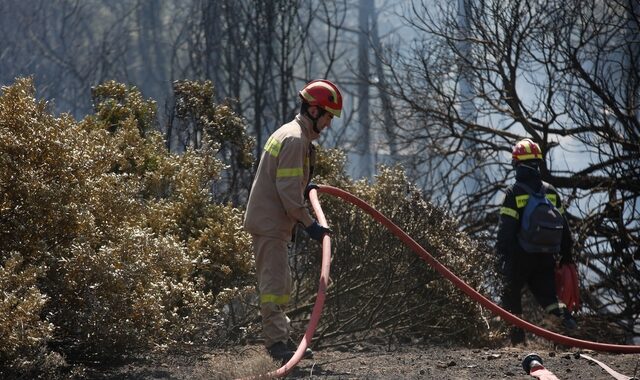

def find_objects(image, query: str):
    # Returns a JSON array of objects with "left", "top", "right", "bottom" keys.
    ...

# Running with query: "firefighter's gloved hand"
[
  {"left": 305, "top": 220, "right": 332, "bottom": 242},
  {"left": 304, "top": 183, "right": 319, "bottom": 200}
]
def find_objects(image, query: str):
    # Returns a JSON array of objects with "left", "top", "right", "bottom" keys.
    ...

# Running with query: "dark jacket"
[{"left": 497, "top": 164, "right": 573, "bottom": 264}]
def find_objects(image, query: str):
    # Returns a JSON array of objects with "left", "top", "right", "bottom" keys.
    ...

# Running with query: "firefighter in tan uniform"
[{"left": 244, "top": 79, "right": 342, "bottom": 362}]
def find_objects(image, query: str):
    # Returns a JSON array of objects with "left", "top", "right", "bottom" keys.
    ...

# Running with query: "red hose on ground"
[{"left": 317, "top": 184, "right": 640, "bottom": 354}]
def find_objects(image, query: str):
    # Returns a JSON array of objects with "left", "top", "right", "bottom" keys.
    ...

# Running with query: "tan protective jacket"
[{"left": 244, "top": 114, "right": 316, "bottom": 241}]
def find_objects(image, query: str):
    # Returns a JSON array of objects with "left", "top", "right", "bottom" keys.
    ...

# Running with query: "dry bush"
[
  {"left": 171, "top": 80, "right": 255, "bottom": 204},
  {"left": 1, "top": 78, "right": 78, "bottom": 372},
  {"left": 173, "top": 80, "right": 254, "bottom": 167},
  {"left": 54, "top": 229, "right": 213, "bottom": 355},
  {"left": 0, "top": 253, "right": 53, "bottom": 369},
  {"left": 0, "top": 78, "right": 254, "bottom": 374},
  {"left": 288, "top": 147, "right": 499, "bottom": 347}
]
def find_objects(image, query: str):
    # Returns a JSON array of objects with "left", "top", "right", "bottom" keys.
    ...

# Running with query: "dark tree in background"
[
  {"left": 0, "top": 0, "right": 137, "bottom": 114},
  {"left": 377, "top": 0, "right": 639, "bottom": 339}
]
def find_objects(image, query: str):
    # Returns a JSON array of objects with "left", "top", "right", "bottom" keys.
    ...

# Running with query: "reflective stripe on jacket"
[
  {"left": 244, "top": 114, "right": 315, "bottom": 240},
  {"left": 497, "top": 178, "right": 573, "bottom": 260},
  {"left": 500, "top": 191, "right": 564, "bottom": 220}
]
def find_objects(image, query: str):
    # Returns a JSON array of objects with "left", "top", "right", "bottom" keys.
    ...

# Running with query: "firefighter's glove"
[
  {"left": 559, "top": 254, "right": 574, "bottom": 265},
  {"left": 304, "top": 183, "right": 319, "bottom": 200},
  {"left": 305, "top": 220, "right": 332, "bottom": 242}
]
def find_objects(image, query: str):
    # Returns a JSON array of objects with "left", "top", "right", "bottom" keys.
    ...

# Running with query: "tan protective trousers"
[{"left": 252, "top": 234, "right": 292, "bottom": 348}]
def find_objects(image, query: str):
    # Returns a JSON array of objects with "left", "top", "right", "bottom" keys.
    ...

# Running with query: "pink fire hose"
[
  {"left": 242, "top": 184, "right": 639, "bottom": 379},
  {"left": 248, "top": 187, "right": 332, "bottom": 378},
  {"left": 317, "top": 184, "right": 640, "bottom": 354}
]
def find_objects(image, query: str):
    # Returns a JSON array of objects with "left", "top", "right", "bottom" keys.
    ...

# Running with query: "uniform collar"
[{"left": 295, "top": 113, "right": 320, "bottom": 140}]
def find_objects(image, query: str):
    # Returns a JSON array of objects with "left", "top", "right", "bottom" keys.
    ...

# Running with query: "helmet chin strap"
[
  {"left": 305, "top": 108, "right": 326, "bottom": 134},
  {"left": 514, "top": 160, "right": 540, "bottom": 171}
]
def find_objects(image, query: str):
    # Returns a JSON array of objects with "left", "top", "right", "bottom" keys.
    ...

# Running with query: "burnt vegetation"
[{"left": 1, "top": 0, "right": 639, "bottom": 377}]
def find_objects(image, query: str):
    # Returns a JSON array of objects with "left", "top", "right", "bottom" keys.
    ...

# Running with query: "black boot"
[
  {"left": 549, "top": 307, "right": 578, "bottom": 330},
  {"left": 561, "top": 310, "right": 578, "bottom": 330},
  {"left": 267, "top": 342, "right": 294, "bottom": 363},
  {"left": 287, "top": 339, "right": 314, "bottom": 359},
  {"left": 510, "top": 327, "right": 526, "bottom": 345}
]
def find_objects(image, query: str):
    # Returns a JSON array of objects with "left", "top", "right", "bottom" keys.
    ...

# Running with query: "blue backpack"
[{"left": 515, "top": 182, "right": 564, "bottom": 253}]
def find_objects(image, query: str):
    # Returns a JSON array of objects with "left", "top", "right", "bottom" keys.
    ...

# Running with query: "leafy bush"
[
  {"left": 171, "top": 80, "right": 254, "bottom": 204},
  {"left": 0, "top": 78, "right": 254, "bottom": 374},
  {"left": 55, "top": 230, "right": 195, "bottom": 353},
  {"left": 0, "top": 253, "right": 53, "bottom": 369}
]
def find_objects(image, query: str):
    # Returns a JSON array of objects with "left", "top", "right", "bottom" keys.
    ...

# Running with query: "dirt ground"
[{"left": 84, "top": 338, "right": 640, "bottom": 380}]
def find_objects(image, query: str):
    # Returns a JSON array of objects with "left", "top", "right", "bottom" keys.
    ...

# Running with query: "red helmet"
[
  {"left": 298, "top": 79, "right": 343, "bottom": 118},
  {"left": 512, "top": 138, "right": 543, "bottom": 163}
]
